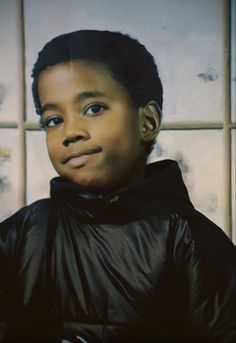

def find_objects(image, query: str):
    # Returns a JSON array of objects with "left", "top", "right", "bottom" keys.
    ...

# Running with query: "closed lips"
[{"left": 62, "top": 148, "right": 102, "bottom": 164}]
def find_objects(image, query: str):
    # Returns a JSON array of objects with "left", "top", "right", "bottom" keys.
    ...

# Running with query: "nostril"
[
  {"left": 62, "top": 135, "right": 88, "bottom": 147},
  {"left": 63, "top": 139, "right": 70, "bottom": 147}
]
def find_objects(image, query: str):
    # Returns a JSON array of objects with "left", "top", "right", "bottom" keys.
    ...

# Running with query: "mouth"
[{"left": 62, "top": 148, "right": 102, "bottom": 167}]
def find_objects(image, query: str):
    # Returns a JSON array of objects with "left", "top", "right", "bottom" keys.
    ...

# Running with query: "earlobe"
[{"left": 140, "top": 101, "right": 161, "bottom": 142}]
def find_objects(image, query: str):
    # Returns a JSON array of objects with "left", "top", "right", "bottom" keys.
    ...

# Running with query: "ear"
[{"left": 140, "top": 101, "right": 161, "bottom": 142}]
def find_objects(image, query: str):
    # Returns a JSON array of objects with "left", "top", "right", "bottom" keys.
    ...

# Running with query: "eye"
[
  {"left": 41, "top": 116, "right": 63, "bottom": 130},
  {"left": 83, "top": 104, "right": 107, "bottom": 117}
]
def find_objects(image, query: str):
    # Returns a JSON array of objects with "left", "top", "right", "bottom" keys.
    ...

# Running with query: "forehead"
[
  {"left": 38, "top": 61, "right": 115, "bottom": 87},
  {"left": 38, "top": 60, "right": 129, "bottom": 99}
]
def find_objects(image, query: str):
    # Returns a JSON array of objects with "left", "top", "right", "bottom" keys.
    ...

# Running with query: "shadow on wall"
[{"left": 0, "top": 148, "right": 11, "bottom": 194}]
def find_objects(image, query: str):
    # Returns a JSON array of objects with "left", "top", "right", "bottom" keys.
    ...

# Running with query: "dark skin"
[{"left": 38, "top": 60, "right": 160, "bottom": 194}]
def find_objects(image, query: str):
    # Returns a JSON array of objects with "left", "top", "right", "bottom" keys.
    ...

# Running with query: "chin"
[
  {"left": 64, "top": 172, "right": 104, "bottom": 193},
  {"left": 71, "top": 171, "right": 123, "bottom": 194}
]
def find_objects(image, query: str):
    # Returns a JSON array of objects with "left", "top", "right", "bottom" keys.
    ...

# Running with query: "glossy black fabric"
[{"left": 0, "top": 160, "right": 235, "bottom": 342}]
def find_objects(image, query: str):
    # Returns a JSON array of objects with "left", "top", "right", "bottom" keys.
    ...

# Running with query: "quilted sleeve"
[
  {"left": 0, "top": 210, "right": 24, "bottom": 342},
  {"left": 172, "top": 211, "right": 236, "bottom": 342}
]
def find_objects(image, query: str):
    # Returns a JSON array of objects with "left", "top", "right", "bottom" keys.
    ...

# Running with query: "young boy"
[{"left": 0, "top": 30, "right": 235, "bottom": 342}]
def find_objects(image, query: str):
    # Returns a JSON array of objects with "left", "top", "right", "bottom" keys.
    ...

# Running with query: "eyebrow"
[
  {"left": 75, "top": 91, "right": 108, "bottom": 103},
  {"left": 40, "top": 91, "right": 109, "bottom": 115}
]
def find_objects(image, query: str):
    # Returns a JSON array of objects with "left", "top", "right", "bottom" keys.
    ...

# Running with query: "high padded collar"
[{"left": 50, "top": 159, "right": 193, "bottom": 223}]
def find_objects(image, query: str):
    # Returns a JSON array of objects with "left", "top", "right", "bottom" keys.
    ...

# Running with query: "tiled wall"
[{"left": 0, "top": 0, "right": 235, "bottom": 242}]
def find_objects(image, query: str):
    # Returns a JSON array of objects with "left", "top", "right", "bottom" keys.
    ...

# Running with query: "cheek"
[
  {"left": 96, "top": 119, "right": 141, "bottom": 148},
  {"left": 46, "top": 135, "right": 60, "bottom": 163},
  {"left": 107, "top": 130, "right": 142, "bottom": 156},
  {"left": 101, "top": 135, "right": 143, "bottom": 172}
]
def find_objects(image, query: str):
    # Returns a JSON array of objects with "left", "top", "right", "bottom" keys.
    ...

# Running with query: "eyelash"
[
  {"left": 41, "top": 103, "right": 108, "bottom": 130},
  {"left": 83, "top": 103, "right": 108, "bottom": 116},
  {"left": 41, "top": 116, "right": 63, "bottom": 130}
]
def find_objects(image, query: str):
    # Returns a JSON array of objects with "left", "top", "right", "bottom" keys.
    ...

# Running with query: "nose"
[{"left": 62, "top": 118, "right": 90, "bottom": 147}]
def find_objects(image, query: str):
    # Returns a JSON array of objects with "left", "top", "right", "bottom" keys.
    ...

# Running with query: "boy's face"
[{"left": 38, "top": 61, "right": 147, "bottom": 194}]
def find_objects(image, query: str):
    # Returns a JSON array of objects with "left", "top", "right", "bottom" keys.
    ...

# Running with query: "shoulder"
[
  {"left": 171, "top": 206, "right": 235, "bottom": 245},
  {"left": 169, "top": 206, "right": 233, "bottom": 245},
  {"left": 1, "top": 198, "right": 51, "bottom": 225},
  {"left": 169, "top": 208, "right": 235, "bottom": 273},
  {"left": 168, "top": 210, "right": 235, "bottom": 341},
  {"left": 0, "top": 198, "right": 51, "bottom": 243}
]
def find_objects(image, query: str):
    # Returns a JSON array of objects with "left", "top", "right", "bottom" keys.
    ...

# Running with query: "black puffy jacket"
[{"left": 0, "top": 160, "right": 235, "bottom": 342}]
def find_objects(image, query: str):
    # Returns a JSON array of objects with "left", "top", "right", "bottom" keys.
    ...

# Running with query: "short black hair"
[{"left": 32, "top": 30, "right": 163, "bottom": 153}]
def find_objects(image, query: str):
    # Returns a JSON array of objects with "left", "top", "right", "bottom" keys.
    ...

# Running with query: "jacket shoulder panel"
[
  {"left": 0, "top": 198, "right": 51, "bottom": 253},
  {"left": 169, "top": 210, "right": 236, "bottom": 341}
]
